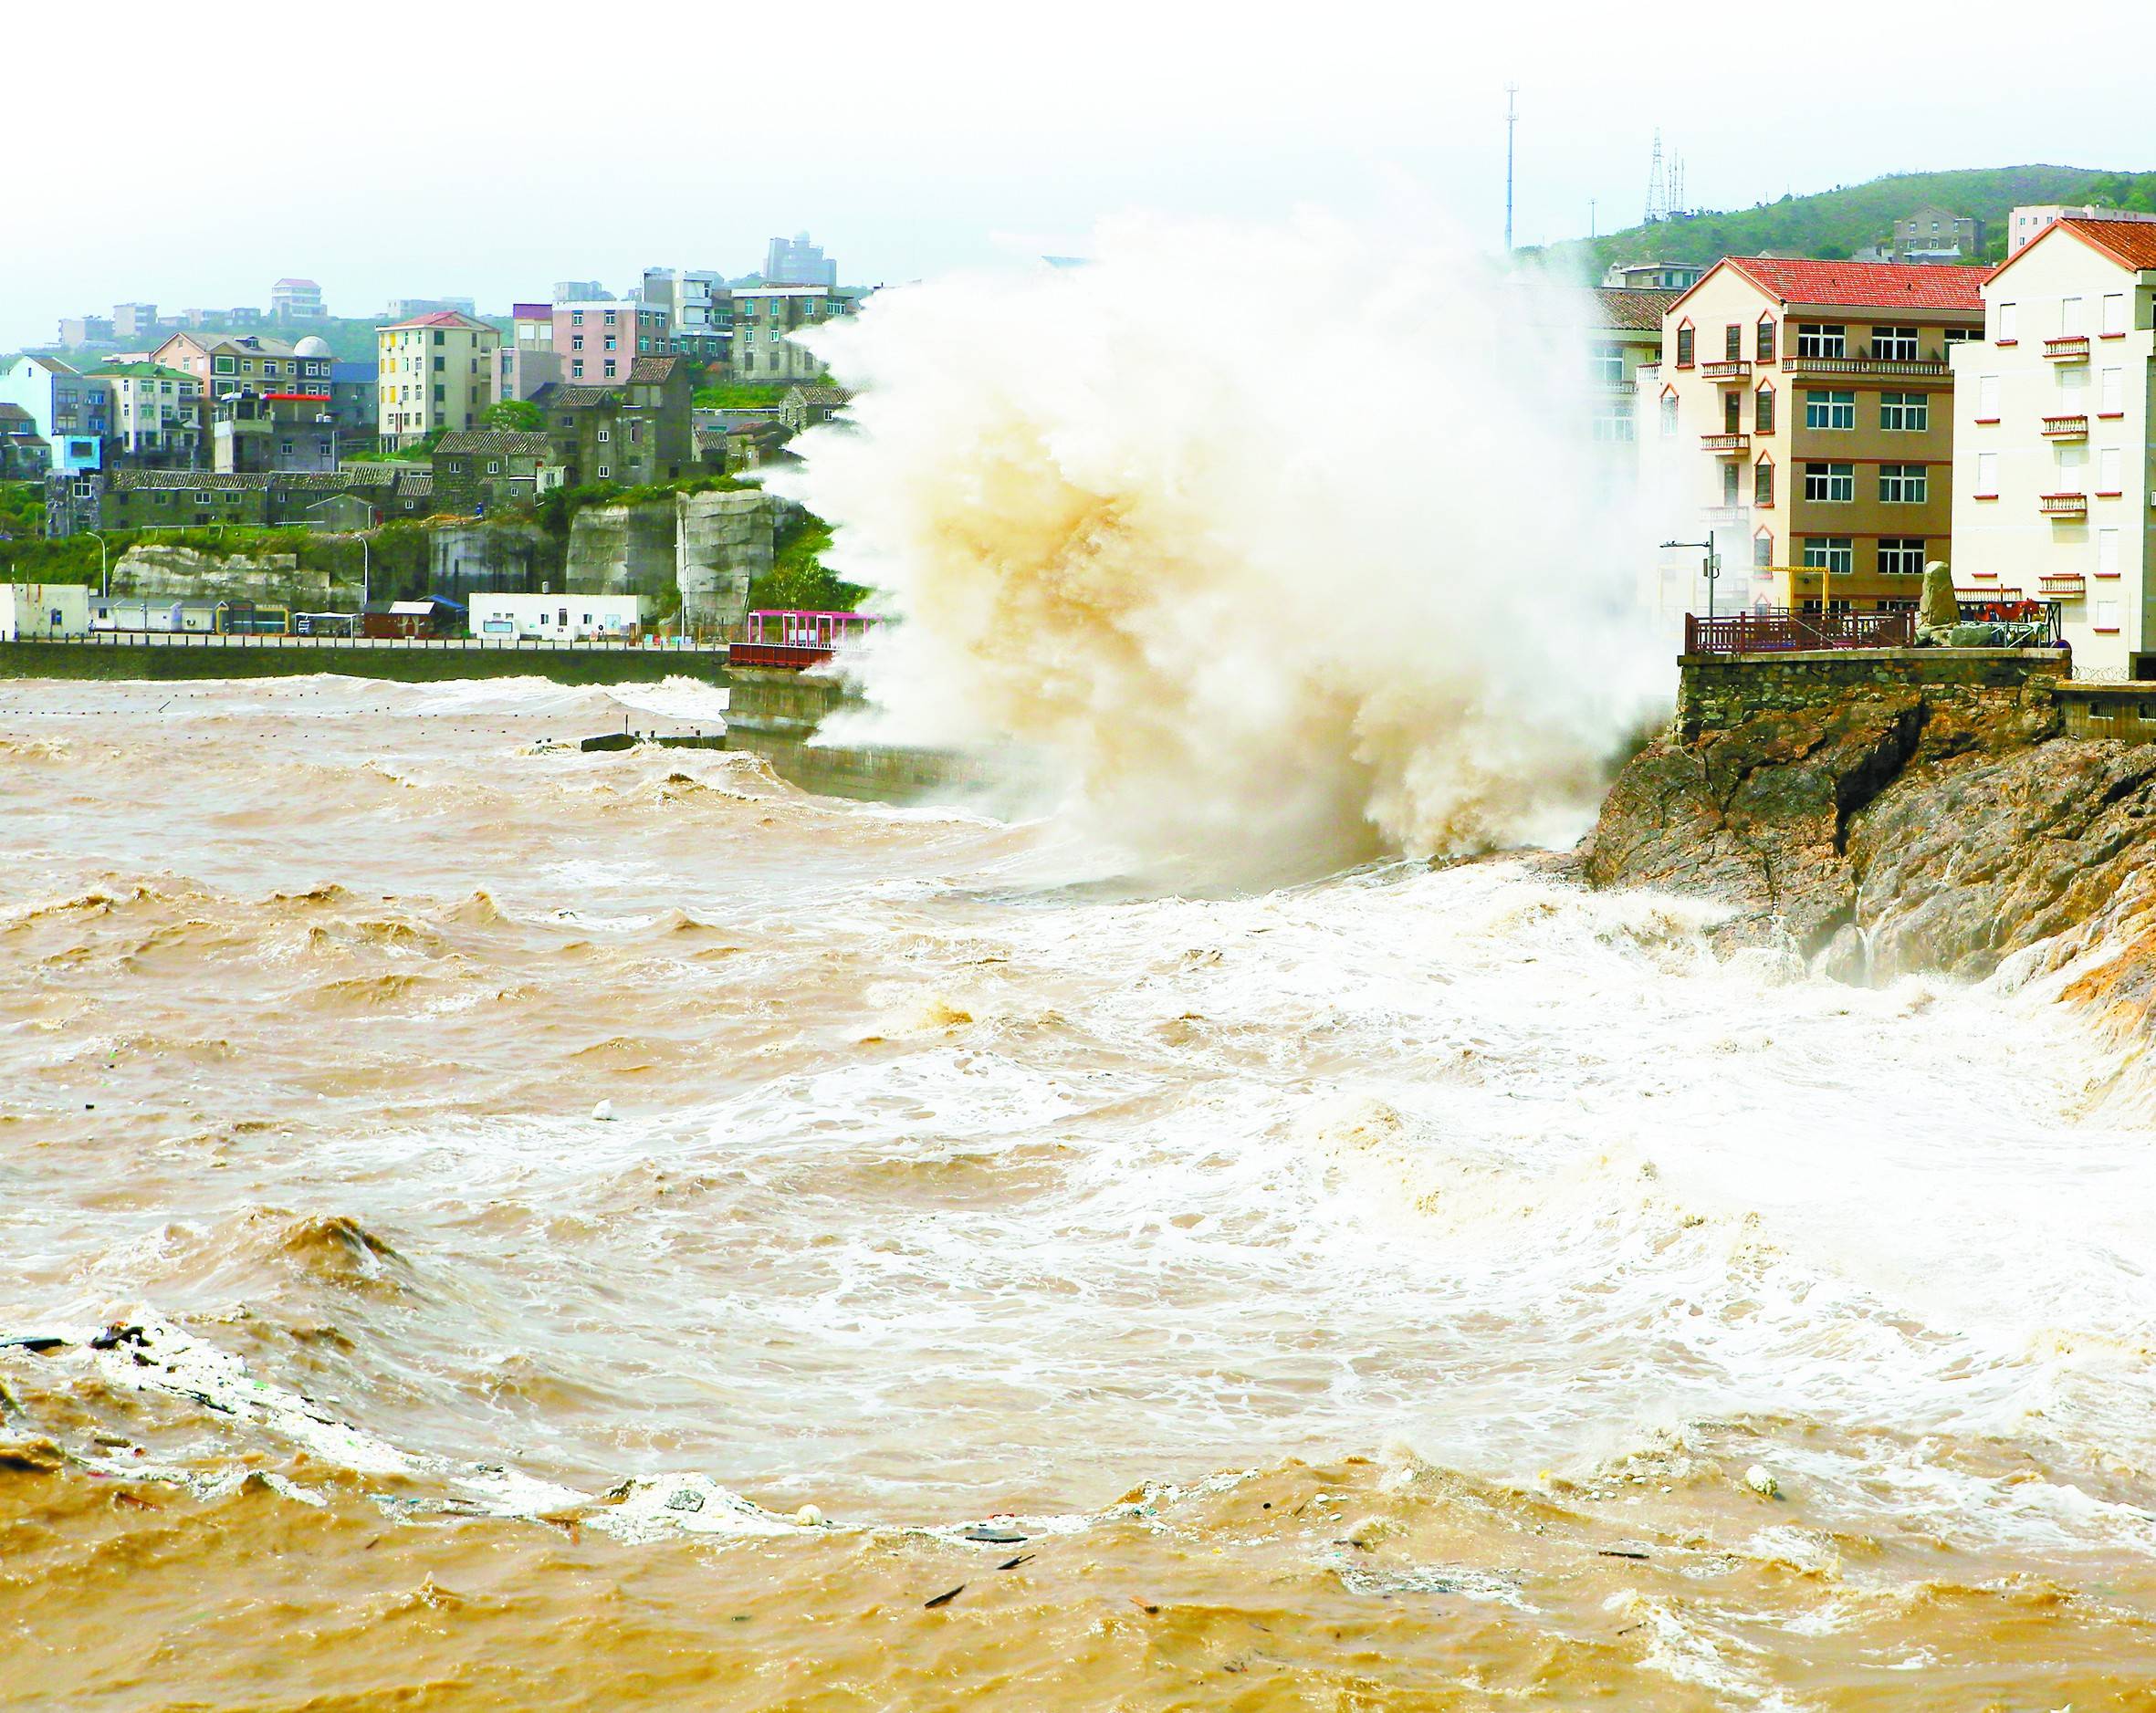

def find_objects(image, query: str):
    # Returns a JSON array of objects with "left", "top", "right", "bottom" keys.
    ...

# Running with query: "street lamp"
[
  {"left": 304, "top": 496, "right": 377, "bottom": 616},
  {"left": 1660, "top": 538, "right": 1722, "bottom": 619},
  {"left": 85, "top": 530, "right": 109, "bottom": 600}
]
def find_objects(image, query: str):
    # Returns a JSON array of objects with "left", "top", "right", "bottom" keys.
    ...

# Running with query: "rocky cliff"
[{"left": 1581, "top": 675, "right": 2156, "bottom": 997}]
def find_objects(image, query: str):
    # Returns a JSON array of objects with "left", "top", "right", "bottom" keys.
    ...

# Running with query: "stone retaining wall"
[{"left": 1676, "top": 648, "right": 2073, "bottom": 736}]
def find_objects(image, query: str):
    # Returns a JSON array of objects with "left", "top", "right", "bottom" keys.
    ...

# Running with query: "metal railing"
[
  {"left": 1779, "top": 355, "right": 1952, "bottom": 379},
  {"left": 1686, "top": 607, "right": 1916, "bottom": 656},
  {"left": 2041, "top": 415, "right": 2090, "bottom": 437}
]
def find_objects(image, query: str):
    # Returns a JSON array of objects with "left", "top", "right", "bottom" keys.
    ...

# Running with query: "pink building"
[{"left": 553, "top": 300, "right": 670, "bottom": 386}]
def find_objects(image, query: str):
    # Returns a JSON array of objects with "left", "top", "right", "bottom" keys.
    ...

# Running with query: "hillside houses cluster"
[{"left": 4, "top": 238, "right": 867, "bottom": 538}]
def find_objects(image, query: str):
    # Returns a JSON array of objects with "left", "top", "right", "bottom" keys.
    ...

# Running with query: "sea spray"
[{"left": 780, "top": 211, "right": 1669, "bottom": 878}]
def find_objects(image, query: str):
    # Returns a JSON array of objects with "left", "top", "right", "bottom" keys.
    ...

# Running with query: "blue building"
[{"left": 0, "top": 354, "right": 107, "bottom": 473}]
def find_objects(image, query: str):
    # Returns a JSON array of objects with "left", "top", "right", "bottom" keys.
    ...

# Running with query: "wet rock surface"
[{"left": 1584, "top": 681, "right": 2156, "bottom": 987}]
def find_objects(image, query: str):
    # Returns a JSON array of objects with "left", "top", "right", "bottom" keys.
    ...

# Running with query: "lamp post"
[
  {"left": 85, "top": 530, "right": 109, "bottom": 600},
  {"left": 1660, "top": 538, "right": 1721, "bottom": 619}
]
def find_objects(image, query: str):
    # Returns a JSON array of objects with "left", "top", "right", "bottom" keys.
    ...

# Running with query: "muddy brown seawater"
[{"left": 5, "top": 675, "right": 2156, "bottom": 1708}]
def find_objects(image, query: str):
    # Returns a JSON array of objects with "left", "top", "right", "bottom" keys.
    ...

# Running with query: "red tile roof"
[
  {"left": 1592, "top": 286, "right": 1684, "bottom": 331},
  {"left": 1713, "top": 256, "right": 1986, "bottom": 312},
  {"left": 2048, "top": 217, "right": 2156, "bottom": 273}
]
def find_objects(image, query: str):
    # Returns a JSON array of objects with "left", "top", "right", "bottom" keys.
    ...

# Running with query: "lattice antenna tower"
[
  {"left": 1644, "top": 130, "right": 1669, "bottom": 225},
  {"left": 1504, "top": 84, "right": 1519, "bottom": 252},
  {"left": 1671, "top": 153, "right": 1687, "bottom": 217}
]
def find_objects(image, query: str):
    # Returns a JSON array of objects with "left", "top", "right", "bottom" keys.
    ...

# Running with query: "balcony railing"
[
  {"left": 1686, "top": 607, "right": 1916, "bottom": 656},
  {"left": 1700, "top": 433, "right": 1750, "bottom": 455},
  {"left": 2044, "top": 336, "right": 2091, "bottom": 361},
  {"left": 1701, "top": 360, "right": 1752, "bottom": 381},
  {"left": 2041, "top": 415, "right": 2090, "bottom": 439},
  {"left": 2040, "top": 492, "right": 2090, "bottom": 517},
  {"left": 1780, "top": 354, "right": 1952, "bottom": 379},
  {"left": 2040, "top": 573, "right": 2088, "bottom": 597}
]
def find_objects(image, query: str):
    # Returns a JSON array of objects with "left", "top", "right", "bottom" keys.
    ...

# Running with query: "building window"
[
  {"left": 1802, "top": 537, "right": 1855, "bottom": 575},
  {"left": 596, "top": 428, "right": 610, "bottom": 443},
  {"left": 1975, "top": 450, "right": 1999, "bottom": 495},
  {"left": 487, "top": 459, "right": 500, "bottom": 475},
  {"left": 603, "top": 311, "right": 617, "bottom": 325},
  {"left": 1879, "top": 464, "right": 1928, "bottom": 504},
  {"left": 1754, "top": 387, "right": 1775, "bottom": 433},
  {"left": 1870, "top": 327, "right": 1920, "bottom": 361},
  {"left": 1796, "top": 323, "right": 1847, "bottom": 358},
  {"left": 1754, "top": 461, "right": 1774, "bottom": 506},
  {"left": 1804, "top": 462, "right": 1855, "bottom": 502},
  {"left": 1944, "top": 327, "right": 1982, "bottom": 348},
  {"left": 571, "top": 335, "right": 584, "bottom": 350},
  {"left": 1674, "top": 324, "right": 1694, "bottom": 367},
  {"left": 603, "top": 360, "right": 617, "bottom": 378},
  {"left": 571, "top": 311, "right": 584, "bottom": 326},
  {"left": 1998, "top": 302, "right": 2017, "bottom": 342},
  {"left": 1753, "top": 533, "right": 1774, "bottom": 568},
  {"left": 1724, "top": 324, "right": 1743, "bottom": 361},
  {"left": 2103, "top": 293, "right": 2128, "bottom": 337},
  {"left": 1804, "top": 390, "right": 1856, "bottom": 430},
  {"left": 1590, "top": 344, "right": 1624, "bottom": 385},
  {"left": 1880, "top": 392, "right": 1928, "bottom": 431},
  {"left": 1659, "top": 393, "right": 1678, "bottom": 437},
  {"left": 596, "top": 465, "right": 609, "bottom": 480},
  {"left": 571, "top": 360, "right": 584, "bottom": 378},
  {"left": 1878, "top": 538, "right": 1926, "bottom": 575},
  {"left": 2101, "top": 368, "right": 2125, "bottom": 414}
]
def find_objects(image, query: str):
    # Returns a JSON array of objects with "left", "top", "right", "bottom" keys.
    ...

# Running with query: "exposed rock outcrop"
[{"left": 1582, "top": 678, "right": 2156, "bottom": 991}]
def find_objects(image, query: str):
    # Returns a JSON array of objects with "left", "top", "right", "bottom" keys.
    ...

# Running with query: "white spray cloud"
[{"left": 780, "top": 209, "right": 1669, "bottom": 881}]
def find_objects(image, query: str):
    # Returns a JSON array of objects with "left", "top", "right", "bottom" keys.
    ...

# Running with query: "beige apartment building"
[
  {"left": 1950, "top": 217, "right": 2156, "bottom": 677},
  {"left": 377, "top": 310, "right": 500, "bottom": 448},
  {"left": 1642, "top": 257, "right": 1983, "bottom": 620}
]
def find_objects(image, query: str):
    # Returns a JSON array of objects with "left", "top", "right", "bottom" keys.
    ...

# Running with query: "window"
[
  {"left": 1674, "top": 324, "right": 1694, "bottom": 367},
  {"left": 1805, "top": 390, "right": 1856, "bottom": 429},
  {"left": 487, "top": 459, "right": 501, "bottom": 475},
  {"left": 1880, "top": 392, "right": 1928, "bottom": 432},
  {"left": 571, "top": 335, "right": 584, "bottom": 350},
  {"left": 1944, "top": 326, "right": 1982, "bottom": 347},
  {"left": 2099, "top": 447, "right": 2123, "bottom": 494},
  {"left": 1659, "top": 393, "right": 1678, "bottom": 437},
  {"left": 1723, "top": 391, "right": 1742, "bottom": 433},
  {"left": 603, "top": 360, "right": 617, "bottom": 378},
  {"left": 1976, "top": 374, "right": 2001, "bottom": 420},
  {"left": 1722, "top": 462, "right": 1741, "bottom": 506},
  {"left": 1877, "top": 538, "right": 1925, "bottom": 576},
  {"left": 1754, "top": 460, "right": 1774, "bottom": 506},
  {"left": 603, "top": 311, "right": 617, "bottom": 325},
  {"left": 2101, "top": 368, "right": 2125, "bottom": 414},
  {"left": 1801, "top": 537, "right": 1855, "bottom": 575},
  {"left": 214, "top": 356, "right": 235, "bottom": 373},
  {"left": 596, "top": 427, "right": 610, "bottom": 443},
  {"left": 603, "top": 336, "right": 616, "bottom": 351},
  {"left": 1753, "top": 387, "right": 1775, "bottom": 433},
  {"left": 2095, "top": 599, "right": 2121, "bottom": 632},
  {"left": 1998, "top": 302, "right": 2017, "bottom": 342},
  {"left": 433, "top": 356, "right": 445, "bottom": 372},
  {"left": 570, "top": 360, "right": 584, "bottom": 378},
  {"left": 1590, "top": 344, "right": 1624, "bottom": 385},
  {"left": 571, "top": 310, "right": 584, "bottom": 326},
  {"left": 1796, "top": 323, "right": 1847, "bottom": 358},
  {"left": 1879, "top": 465, "right": 1928, "bottom": 504},
  {"left": 1870, "top": 326, "right": 1919, "bottom": 361},
  {"left": 2061, "top": 297, "right": 2085, "bottom": 336},
  {"left": 1724, "top": 324, "right": 1743, "bottom": 361},
  {"left": 1805, "top": 462, "right": 1855, "bottom": 502},
  {"left": 1753, "top": 533, "right": 1774, "bottom": 568},
  {"left": 445, "top": 459, "right": 465, "bottom": 474},
  {"left": 595, "top": 465, "right": 609, "bottom": 480},
  {"left": 2103, "top": 293, "right": 2128, "bottom": 337},
  {"left": 1756, "top": 319, "right": 1777, "bottom": 363},
  {"left": 2099, "top": 527, "right": 2121, "bottom": 577}
]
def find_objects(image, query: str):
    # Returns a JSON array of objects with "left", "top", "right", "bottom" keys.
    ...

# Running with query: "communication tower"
[
  {"left": 1504, "top": 84, "right": 1519, "bottom": 252},
  {"left": 1644, "top": 130, "right": 1669, "bottom": 225}
]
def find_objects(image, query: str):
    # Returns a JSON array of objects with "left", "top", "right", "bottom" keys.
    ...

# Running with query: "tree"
[{"left": 483, "top": 399, "right": 546, "bottom": 432}]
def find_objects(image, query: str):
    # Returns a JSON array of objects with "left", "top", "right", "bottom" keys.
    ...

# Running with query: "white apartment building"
[
  {"left": 2008, "top": 204, "right": 2156, "bottom": 257},
  {"left": 1950, "top": 217, "right": 2156, "bottom": 677},
  {"left": 469, "top": 591, "right": 646, "bottom": 640}
]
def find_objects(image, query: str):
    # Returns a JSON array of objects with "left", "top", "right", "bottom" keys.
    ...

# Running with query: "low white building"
[
  {"left": 1950, "top": 216, "right": 2156, "bottom": 677},
  {"left": 469, "top": 591, "right": 647, "bottom": 640},
  {"left": 0, "top": 582, "right": 92, "bottom": 640}
]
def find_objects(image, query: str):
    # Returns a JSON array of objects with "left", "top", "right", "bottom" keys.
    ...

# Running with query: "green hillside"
[{"left": 1533, "top": 165, "right": 2156, "bottom": 277}]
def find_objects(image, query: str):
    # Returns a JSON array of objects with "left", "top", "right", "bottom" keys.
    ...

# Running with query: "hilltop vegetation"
[{"left": 1533, "top": 165, "right": 2156, "bottom": 277}]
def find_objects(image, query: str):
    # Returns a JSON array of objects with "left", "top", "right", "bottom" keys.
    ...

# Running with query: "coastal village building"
[
  {"left": 553, "top": 300, "right": 671, "bottom": 386},
  {"left": 1603, "top": 261, "right": 1703, "bottom": 292},
  {"left": 376, "top": 309, "right": 501, "bottom": 448},
  {"left": 0, "top": 354, "right": 108, "bottom": 474},
  {"left": 1641, "top": 256, "right": 1983, "bottom": 621},
  {"left": 1586, "top": 287, "right": 1680, "bottom": 445},
  {"left": 89, "top": 362, "right": 202, "bottom": 464},
  {"left": 428, "top": 429, "right": 562, "bottom": 515},
  {"left": 533, "top": 355, "right": 694, "bottom": 486},
  {"left": 1892, "top": 206, "right": 1984, "bottom": 264},
  {"left": 2008, "top": 204, "right": 2156, "bottom": 256},
  {"left": 730, "top": 285, "right": 853, "bottom": 381},
  {"left": 1949, "top": 216, "right": 2156, "bottom": 678},
  {"left": 101, "top": 467, "right": 434, "bottom": 531},
  {"left": 0, "top": 403, "right": 51, "bottom": 480},
  {"left": 152, "top": 332, "right": 330, "bottom": 402},
  {"left": 269, "top": 277, "right": 326, "bottom": 323},
  {"left": 497, "top": 303, "right": 563, "bottom": 402}
]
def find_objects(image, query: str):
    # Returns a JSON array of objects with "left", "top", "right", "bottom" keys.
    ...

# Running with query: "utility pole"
[{"left": 1504, "top": 84, "right": 1520, "bottom": 253}]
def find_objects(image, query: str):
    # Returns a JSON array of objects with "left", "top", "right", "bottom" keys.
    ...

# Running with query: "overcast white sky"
[{"left": 10, "top": 0, "right": 2156, "bottom": 348}]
